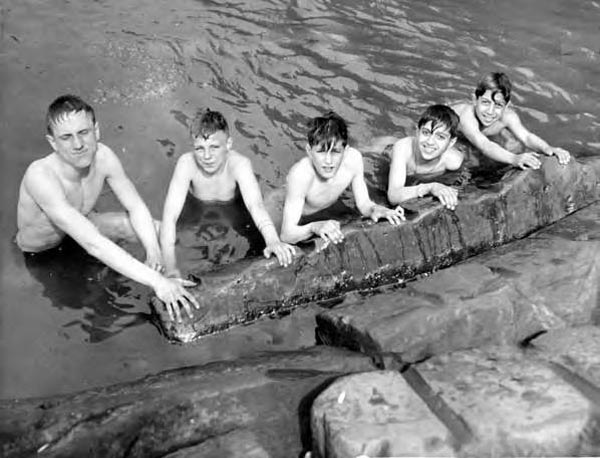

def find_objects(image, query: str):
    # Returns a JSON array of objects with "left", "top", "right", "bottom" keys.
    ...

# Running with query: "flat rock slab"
[
  {"left": 311, "top": 371, "right": 455, "bottom": 458},
  {"left": 311, "top": 348, "right": 597, "bottom": 457},
  {"left": 154, "top": 157, "right": 600, "bottom": 342},
  {"left": 1, "top": 346, "right": 375, "bottom": 458},
  {"left": 316, "top": 233, "right": 600, "bottom": 363}
]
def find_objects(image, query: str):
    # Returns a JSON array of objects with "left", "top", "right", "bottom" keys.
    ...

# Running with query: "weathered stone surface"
[
  {"left": 311, "top": 348, "right": 598, "bottom": 457},
  {"left": 156, "top": 156, "right": 600, "bottom": 342},
  {"left": 417, "top": 347, "right": 598, "bottom": 457},
  {"left": 311, "top": 371, "right": 455, "bottom": 458},
  {"left": 163, "top": 429, "right": 271, "bottom": 458},
  {"left": 0, "top": 347, "right": 375, "bottom": 458},
  {"left": 316, "top": 234, "right": 600, "bottom": 363}
]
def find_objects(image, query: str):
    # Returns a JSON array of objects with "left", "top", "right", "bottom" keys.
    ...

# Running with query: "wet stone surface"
[{"left": 156, "top": 156, "right": 600, "bottom": 343}]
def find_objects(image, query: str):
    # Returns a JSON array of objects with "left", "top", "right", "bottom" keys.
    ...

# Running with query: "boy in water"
[
  {"left": 16, "top": 94, "right": 199, "bottom": 323},
  {"left": 453, "top": 72, "right": 571, "bottom": 170},
  {"left": 280, "top": 111, "right": 405, "bottom": 245},
  {"left": 160, "top": 109, "right": 295, "bottom": 278},
  {"left": 387, "top": 104, "right": 463, "bottom": 210}
]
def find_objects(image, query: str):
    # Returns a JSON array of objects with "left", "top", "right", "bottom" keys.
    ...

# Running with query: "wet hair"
[
  {"left": 474, "top": 72, "right": 512, "bottom": 104},
  {"left": 417, "top": 104, "right": 459, "bottom": 138},
  {"left": 46, "top": 94, "right": 95, "bottom": 135},
  {"left": 306, "top": 111, "right": 348, "bottom": 149},
  {"left": 190, "top": 108, "right": 229, "bottom": 139}
]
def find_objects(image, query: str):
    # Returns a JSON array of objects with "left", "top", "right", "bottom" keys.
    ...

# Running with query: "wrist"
[{"left": 416, "top": 184, "right": 428, "bottom": 198}]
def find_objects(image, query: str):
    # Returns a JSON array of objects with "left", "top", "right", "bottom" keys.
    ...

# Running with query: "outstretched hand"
[
  {"left": 549, "top": 147, "right": 571, "bottom": 165},
  {"left": 311, "top": 219, "right": 345, "bottom": 245},
  {"left": 370, "top": 204, "right": 405, "bottom": 226},
  {"left": 154, "top": 276, "right": 199, "bottom": 323},
  {"left": 264, "top": 240, "right": 296, "bottom": 267},
  {"left": 429, "top": 183, "right": 459, "bottom": 210},
  {"left": 514, "top": 152, "right": 541, "bottom": 170}
]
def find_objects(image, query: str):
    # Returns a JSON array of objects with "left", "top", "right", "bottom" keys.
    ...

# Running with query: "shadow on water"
[{"left": 19, "top": 239, "right": 152, "bottom": 343}]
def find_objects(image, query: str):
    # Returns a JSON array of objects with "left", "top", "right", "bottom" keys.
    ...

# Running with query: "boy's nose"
[{"left": 72, "top": 135, "right": 83, "bottom": 149}]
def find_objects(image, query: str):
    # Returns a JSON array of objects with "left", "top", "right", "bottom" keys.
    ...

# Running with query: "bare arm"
[
  {"left": 160, "top": 154, "right": 193, "bottom": 276},
  {"left": 26, "top": 164, "right": 199, "bottom": 322},
  {"left": 505, "top": 111, "right": 571, "bottom": 165},
  {"left": 387, "top": 138, "right": 420, "bottom": 204},
  {"left": 280, "top": 163, "right": 317, "bottom": 244},
  {"left": 103, "top": 147, "right": 162, "bottom": 265},
  {"left": 351, "top": 148, "right": 404, "bottom": 224},
  {"left": 233, "top": 156, "right": 295, "bottom": 266}
]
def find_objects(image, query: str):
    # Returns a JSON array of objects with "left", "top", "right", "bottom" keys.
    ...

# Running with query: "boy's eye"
[
  {"left": 79, "top": 129, "right": 89, "bottom": 135},
  {"left": 420, "top": 129, "right": 432, "bottom": 136},
  {"left": 435, "top": 134, "right": 447, "bottom": 141}
]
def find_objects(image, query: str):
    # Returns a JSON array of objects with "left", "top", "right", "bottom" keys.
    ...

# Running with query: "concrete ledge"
[{"left": 154, "top": 157, "right": 600, "bottom": 342}]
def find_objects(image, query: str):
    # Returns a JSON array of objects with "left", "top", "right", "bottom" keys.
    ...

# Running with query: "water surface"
[{"left": 1, "top": 0, "right": 599, "bottom": 398}]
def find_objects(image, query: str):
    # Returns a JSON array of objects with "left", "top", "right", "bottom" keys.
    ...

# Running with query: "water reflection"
[{"left": 19, "top": 239, "right": 150, "bottom": 342}]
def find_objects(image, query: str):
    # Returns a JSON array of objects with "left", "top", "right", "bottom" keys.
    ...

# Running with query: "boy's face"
[
  {"left": 416, "top": 121, "right": 456, "bottom": 161},
  {"left": 193, "top": 130, "right": 231, "bottom": 175},
  {"left": 46, "top": 110, "right": 100, "bottom": 170},
  {"left": 306, "top": 139, "right": 346, "bottom": 180},
  {"left": 474, "top": 90, "right": 508, "bottom": 127}
]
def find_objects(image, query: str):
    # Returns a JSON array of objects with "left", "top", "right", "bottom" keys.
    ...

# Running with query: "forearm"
[
  {"left": 128, "top": 207, "right": 161, "bottom": 255},
  {"left": 479, "top": 142, "right": 517, "bottom": 165},
  {"left": 82, "top": 234, "right": 163, "bottom": 288},
  {"left": 159, "top": 220, "right": 178, "bottom": 272},
  {"left": 247, "top": 203, "right": 280, "bottom": 244},
  {"left": 388, "top": 185, "right": 425, "bottom": 204},
  {"left": 280, "top": 222, "right": 316, "bottom": 244},
  {"left": 525, "top": 133, "right": 552, "bottom": 155}
]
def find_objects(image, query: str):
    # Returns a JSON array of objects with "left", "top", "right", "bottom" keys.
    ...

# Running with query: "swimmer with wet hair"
[
  {"left": 387, "top": 104, "right": 463, "bottom": 210},
  {"left": 160, "top": 108, "right": 295, "bottom": 277},
  {"left": 280, "top": 111, "right": 405, "bottom": 245},
  {"left": 453, "top": 71, "right": 571, "bottom": 170},
  {"left": 16, "top": 94, "right": 199, "bottom": 323}
]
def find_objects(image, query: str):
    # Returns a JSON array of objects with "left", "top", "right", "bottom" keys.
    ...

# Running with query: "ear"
[
  {"left": 472, "top": 94, "right": 477, "bottom": 103},
  {"left": 95, "top": 122, "right": 100, "bottom": 141},
  {"left": 46, "top": 134, "right": 57, "bottom": 152},
  {"left": 226, "top": 136, "right": 233, "bottom": 150},
  {"left": 448, "top": 137, "right": 457, "bottom": 149},
  {"left": 305, "top": 143, "right": 312, "bottom": 156}
]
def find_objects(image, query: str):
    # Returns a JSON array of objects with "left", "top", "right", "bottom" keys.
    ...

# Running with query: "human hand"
[
  {"left": 513, "top": 152, "right": 541, "bottom": 170},
  {"left": 154, "top": 276, "right": 199, "bottom": 323},
  {"left": 549, "top": 147, "right": 571, "bottom": 165},
  {"left": 263, "top": 240, "right": 296, "bottom": 267},
  {"left": 370, "top": 204, "right": 405, "bottom": 225},
  {"left": 311, "top": 219, "right": 344, "bottom": 245},
  {"left": 429, "top": 183, "right": 459, "bottom": 210}
]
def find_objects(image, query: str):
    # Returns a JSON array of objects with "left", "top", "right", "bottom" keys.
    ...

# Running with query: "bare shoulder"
[
  {"left": 443, "top": 147, "right": 465, "bottom": 171},
  {"left": 287, "top": 157, "right": 314, "bottom": 185},
  {"left": 344, "top": 146, "right": 364, "bottom": 165},
  {"left": 501, "top": 106, "right": 520, "bottom": 124},
  {"left": 391, "top": 136, "right": 413, "bottom": 159},
  {"left": 21, "top": 156, "right": 62, "bottom": 198}
]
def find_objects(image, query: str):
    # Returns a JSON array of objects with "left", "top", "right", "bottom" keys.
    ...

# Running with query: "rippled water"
[{"left": 1, "top": 0, "right": 599, "bottom": 398}]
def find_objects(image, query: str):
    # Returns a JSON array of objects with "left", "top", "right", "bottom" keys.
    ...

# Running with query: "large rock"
[
  {"left": 0, "top": 347, "right": 375, "bottom": 458},
  {"left": 316, "top": 218, "right": 600, "bottom": 364},
  {"left": 154, "top": 157, "right": 600, "bottom": 342},
  {"left": 311, "top": 347, "right": 599, "bottom": 457}
]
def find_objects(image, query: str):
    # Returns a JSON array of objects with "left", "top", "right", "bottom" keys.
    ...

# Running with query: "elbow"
[{"left": 387, "top": 189, "right": 402, "bottom": 205}]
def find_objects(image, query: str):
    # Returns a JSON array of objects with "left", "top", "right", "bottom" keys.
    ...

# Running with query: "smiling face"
[
  {"left": 306, "top": 139, "right": 346, "bottom": 180},
  {"left": 46, "top": 110, "right": 99, "bottom": 170},
  {"left": 192, "top": 130, "right": 231, "bottom": 175},
  {"left": 474, "top": 89, "right": 508, "bottom": 127},
  {"left": 416, "top": 121, "right": 456, "bottom": 162}
]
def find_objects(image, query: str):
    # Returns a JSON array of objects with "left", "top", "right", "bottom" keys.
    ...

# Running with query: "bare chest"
[
  {"left": 304, "top": 173, "right": 352, "bottom": 213},
  {"left": 61, "top": 171, "right": 104, "bottom": 214},
  {"left": 190, "top": 172, "right": 238, "bottom": 202}
]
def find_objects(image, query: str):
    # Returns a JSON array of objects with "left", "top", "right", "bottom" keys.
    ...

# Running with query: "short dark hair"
[
  {"left": 474, "top": 72, "right": 512, "bottom": 103},
  {"left": 307, "top": 111, "right": 348, "bottom": 149},
  {"left": 46, "top": 94, "right": 95, "bottom": 135},
  {"left": 190, "top": 108, "right": 229, "bottom": 138},
  {"left": 417, "top": 104, "right": 459, "bottom": 138}
]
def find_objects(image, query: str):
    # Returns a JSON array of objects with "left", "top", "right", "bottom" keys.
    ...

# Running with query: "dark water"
[{"left": 1, "top": 0, "right": 599, "bottom": 398}]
